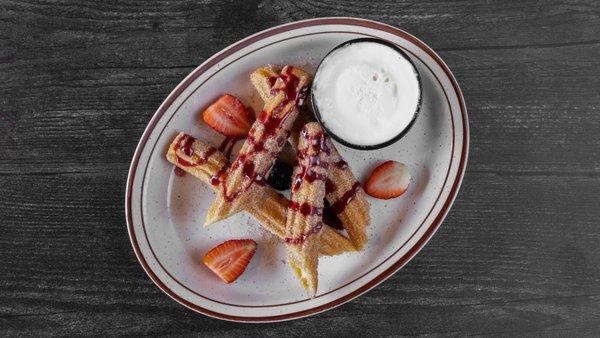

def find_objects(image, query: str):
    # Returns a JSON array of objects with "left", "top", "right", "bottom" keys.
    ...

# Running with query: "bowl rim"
[{"left": 310, "top": 37, "right": 423, "bottom": 150}]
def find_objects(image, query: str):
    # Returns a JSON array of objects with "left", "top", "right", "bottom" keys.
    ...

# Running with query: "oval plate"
[{"left": 126, "top": 17, "right": 469, "bottom": 322}]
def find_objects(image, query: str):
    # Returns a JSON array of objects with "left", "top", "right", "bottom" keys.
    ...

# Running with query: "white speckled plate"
[{"left": 126, "top": 17, "right": 468, "bottom": 322}]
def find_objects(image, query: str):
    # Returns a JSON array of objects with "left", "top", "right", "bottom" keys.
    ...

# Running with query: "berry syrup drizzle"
[
  {"left": 330, "top": 182, "right": 362, "bottom": 214},
  {"left": 285, "top": 222, "right": 323, "bottom": 245},
  {"left": 288, "top": 201, "right": 323, "bottom": 217},
  {"left": 173, "top": 134, "right": 217, "bottom": 175}
]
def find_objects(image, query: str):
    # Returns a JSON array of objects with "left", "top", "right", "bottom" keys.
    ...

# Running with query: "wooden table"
[{"left": 2, "top": 1, "right": 599, "bottom": 335}]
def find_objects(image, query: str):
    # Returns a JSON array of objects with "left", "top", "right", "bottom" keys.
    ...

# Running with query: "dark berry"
[
  {"left": 323, "top": 199, "right": 344, "bottom": 230},
  {"left": 268, "top": 161, "right": 293, "bottom": 191}
]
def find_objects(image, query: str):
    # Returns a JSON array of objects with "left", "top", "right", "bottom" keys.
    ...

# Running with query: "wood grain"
[{"left": 1, "top": 0, "right": 599, "bottom": 335}]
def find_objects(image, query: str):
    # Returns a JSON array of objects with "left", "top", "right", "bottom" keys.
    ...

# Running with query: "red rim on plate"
[{"left": 125, "top": 17, "right": 469, "bottom": 322}]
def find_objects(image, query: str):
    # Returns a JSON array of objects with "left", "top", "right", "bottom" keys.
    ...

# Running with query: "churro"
[{"left": 285, "top": 123, "right": 328, "bottom": 296}]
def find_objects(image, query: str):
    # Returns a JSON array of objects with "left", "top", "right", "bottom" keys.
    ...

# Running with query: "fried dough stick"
[{"left": 285, "top": 123, "right": 328, "bottom": 297}]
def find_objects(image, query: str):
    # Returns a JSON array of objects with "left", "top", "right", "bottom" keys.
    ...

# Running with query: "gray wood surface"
[{"left": 1, "top": 0, "right": 599, "bottom": 336}]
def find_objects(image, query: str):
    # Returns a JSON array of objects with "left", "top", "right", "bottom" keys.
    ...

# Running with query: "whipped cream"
[{"left": 313, "top": 41, "right": 420, "bottom": 147}]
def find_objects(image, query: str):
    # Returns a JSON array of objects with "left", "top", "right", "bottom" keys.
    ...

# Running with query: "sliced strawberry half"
[
  {"left": 203, "top": 94, "right": 255, "bottom": 138},
  {"left": 364, "top": 161, "right": 411, "bottom": 200},
  {"left": 203, "top": 239, "right": 257, "bottom": 284}
]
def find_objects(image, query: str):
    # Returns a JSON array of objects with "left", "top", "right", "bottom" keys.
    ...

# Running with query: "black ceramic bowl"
[{"left": 311, "top": 38, "right": 422, "bottom": 150}]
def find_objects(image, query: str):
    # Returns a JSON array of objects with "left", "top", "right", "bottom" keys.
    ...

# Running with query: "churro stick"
[
  {"left": 205, "top": 66, "right": 311, "bottom": 225},
  {"left": 166, "top": 132, "right": 355, "bottom": 256},
  {"left": 251, "top": 66, "right": 371, "bottom": 250},
  {"left": 285, "top": 123, "right": 328, "bottom": 297}
]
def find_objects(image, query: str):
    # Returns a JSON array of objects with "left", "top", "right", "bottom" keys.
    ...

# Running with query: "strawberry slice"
[
  {"left": 203, "top": 239, "right": 257, "bottom": 284},
  {"left": 364, "top": 161, "right": 411, "bottom": 199},
  {"left": 203, "top": 94, "right": 255, "bottom": 138}
]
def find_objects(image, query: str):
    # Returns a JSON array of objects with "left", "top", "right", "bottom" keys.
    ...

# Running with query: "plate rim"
[{"left": 125, "top": 17, "right": 470, "bottom": 322}]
